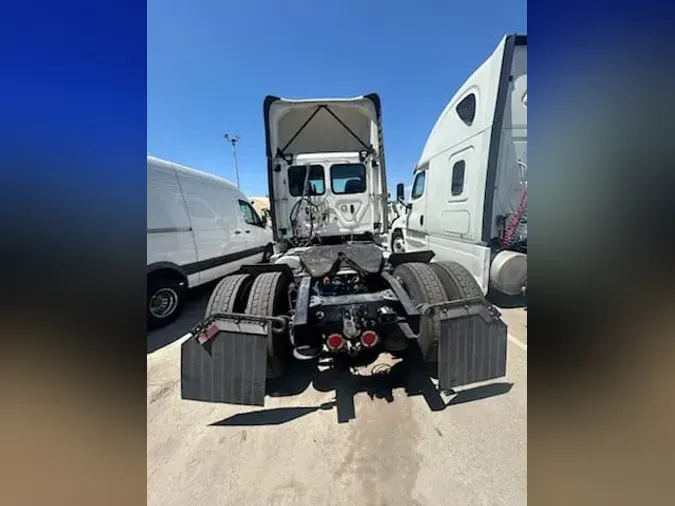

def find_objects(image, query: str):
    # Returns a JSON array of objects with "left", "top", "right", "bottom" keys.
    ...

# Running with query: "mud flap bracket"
[
  {"left": 181, "top": 314, "right": 285, "bottom": 407},
  {"left": 422, "top": 298, "right": 508, "bottom": 391}
]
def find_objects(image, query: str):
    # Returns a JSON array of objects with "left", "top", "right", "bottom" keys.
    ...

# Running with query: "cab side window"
[
  {"left": 451, "top": 160, "right": 466, "bottom": 196},
  {"left": 411, "top": 170, "right": 426, "bottom": 199},
  {"left": 456, "top": 93, "right": 476, "bottom": 125},
  {"left": 238, "top": 199, "right": 263, "bottom": 227}
]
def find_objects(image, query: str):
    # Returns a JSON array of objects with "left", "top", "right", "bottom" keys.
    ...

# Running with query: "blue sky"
[{"left": 148, "top": 0, "right": 526, "bottom": 197}]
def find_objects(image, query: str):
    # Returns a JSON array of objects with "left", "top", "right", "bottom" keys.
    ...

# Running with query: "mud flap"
[
  {"left": 181, "top": 316, "right": 278, "bottom": 406},
  {"left": 423, "top": 299, "right": 508, "bottom": 390}
]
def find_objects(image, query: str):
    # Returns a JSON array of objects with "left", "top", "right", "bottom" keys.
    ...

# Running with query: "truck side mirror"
[{"left": 396, "top": 183, "right": 405, "bottom": 202}]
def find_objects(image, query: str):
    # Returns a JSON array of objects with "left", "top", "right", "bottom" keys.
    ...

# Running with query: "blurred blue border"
[{"left": 2, "top": 1, "right": 146, "bottom": 218}]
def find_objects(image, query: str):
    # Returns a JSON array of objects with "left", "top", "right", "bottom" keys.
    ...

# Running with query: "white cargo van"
[
  {"left": 147, "top": 156, "right": 274, "bottom": 328},
  {"left": 391, "top": 34, "right": 527, "bottom": 296}
]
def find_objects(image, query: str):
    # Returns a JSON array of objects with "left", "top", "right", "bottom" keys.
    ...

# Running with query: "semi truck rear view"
[{"left": 179, "top": 93, "right": 509, "bottom": 415}]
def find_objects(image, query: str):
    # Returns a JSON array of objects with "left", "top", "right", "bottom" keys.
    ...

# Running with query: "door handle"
[
  {"left": 234, "top": 230, "right": 242, "bottom": 235},
  {"left": 420, "top": 215, "right": 424, "bottom": 226}
]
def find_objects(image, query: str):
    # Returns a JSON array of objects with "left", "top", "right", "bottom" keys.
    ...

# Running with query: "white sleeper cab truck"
[
  {"left": 146, "top": 156, "right": 273, "bottom": 329},
  {"left": 392, "top": 34, "right": 527, "bottom": 297},
  {"left": 179, "top": 94, "right": 510, "bottom": 420}
]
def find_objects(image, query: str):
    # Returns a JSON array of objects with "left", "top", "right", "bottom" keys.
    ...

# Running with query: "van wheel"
[
  {"left": 205, "top": 274, "right": 254, "bottom": 317},
  {"left": 245, "top": 272, "right": 292, "bottom": 379},
  {"left": 392, "top": 262, "right": 446, "bottom": 363},
  {"left": 391, "top": 230, "right": 405, "bottom": 253},
  {"left": 429, "top": 261, "right": 485, "bottom": 301},
  {"left": 147, "top": 275, "right": 186, "bottom": 330}
]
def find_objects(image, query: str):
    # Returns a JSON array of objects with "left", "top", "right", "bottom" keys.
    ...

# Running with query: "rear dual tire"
[
  {"left": 393, "top": 261, "right": 486, "bottom": 364},
  {"left": 206, "top": 271, "right": 292, "bottom": 380},
  {"left": 245, "top": 272, "right": 293, "bottom": 379},
  {"left": 393, "top": 263, "right": 446, "bottom": 362},
  {"left": 205, "top": 273, "right": 254, "bottom": 316},
  {"left": 429, "top": 261, "right": 484, "bottom": 301}
]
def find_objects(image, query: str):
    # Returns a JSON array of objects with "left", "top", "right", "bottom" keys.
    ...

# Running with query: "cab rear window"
[
  {"left": 288, "top": 165, "right": 325, "bottom": 196},
  {"left": 330, "top": 163, "right": 366, "bottom": 194}
]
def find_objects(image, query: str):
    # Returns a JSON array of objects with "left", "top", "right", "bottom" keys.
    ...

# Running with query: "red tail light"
[
  {"left": 327, "top": 333, "right": 345, "bottom": 351},
  {"left": 360, "top": 330, "right": 378, "bottom": 347}
]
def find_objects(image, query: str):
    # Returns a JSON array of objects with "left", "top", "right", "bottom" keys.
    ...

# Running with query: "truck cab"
[
  {"left": 392, "top": 34, "right": 527, "bottom": 296},
  {"left": 263, "top": 95, "right": 389, "bottom": 247}
]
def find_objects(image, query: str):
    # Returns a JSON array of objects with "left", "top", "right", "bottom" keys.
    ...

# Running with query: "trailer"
[{"left": 180, "top": 94, "right": 508, "bottom": 409}]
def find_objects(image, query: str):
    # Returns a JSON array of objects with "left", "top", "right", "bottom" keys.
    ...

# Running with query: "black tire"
[
  {"left": 390, "top": 230, "right": 405, "bottom": 253},
  {"left": 244, "top": 271, "right": 292, "bottom": 378},
  {"left": 261, "top": 243, "right": 274, "bottom": 263},
  {"left": 147, "top": 275, "right": 186, "bottom": 330},
  {"left": 392, "top": 262, "right": 446, "bottom": 362},
  {"left": 205, "top": 274, "right": 254, "bottom": 317},
  {"left": 429, "top": 261, "right": 485, "bottom": 302}
]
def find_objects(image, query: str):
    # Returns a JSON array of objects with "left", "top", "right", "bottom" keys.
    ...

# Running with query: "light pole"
[{"left": 223, "top": 134, "right": 241, "bottom": 189}]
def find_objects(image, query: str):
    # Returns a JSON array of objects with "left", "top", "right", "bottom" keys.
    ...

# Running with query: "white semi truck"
[
  {"left": 390, "top": 34, "right": 527, "bottom": 296},
  {"left": 179, "top": 93, "right": 509, "bottom": 415}
]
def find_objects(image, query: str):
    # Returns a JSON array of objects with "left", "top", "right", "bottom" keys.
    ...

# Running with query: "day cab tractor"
[{"left": 180, "top": 94, "right": 508, "bottom": 408}]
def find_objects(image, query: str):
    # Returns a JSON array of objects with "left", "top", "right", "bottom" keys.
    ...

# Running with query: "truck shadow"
[
  {"left": 210, "top": 348, "right": 512, "bottom": 426},
  {"left": 488, "top": 290, "right": 527, "bottom": 309},
  {"left": 209, "top": 403, "right": 337, "bottom": 426}
]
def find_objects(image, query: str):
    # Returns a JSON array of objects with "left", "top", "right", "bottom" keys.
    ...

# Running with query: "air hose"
[{"left": 500, "top": 160, "right": 528, "bottom": 248}]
